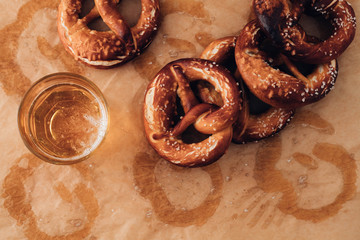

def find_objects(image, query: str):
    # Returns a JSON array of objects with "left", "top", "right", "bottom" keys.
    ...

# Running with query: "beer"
[{"left": 18, "top": 73, "right": 108, "bottom": 164}]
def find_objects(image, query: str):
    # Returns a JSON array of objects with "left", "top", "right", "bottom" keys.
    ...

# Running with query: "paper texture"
[{"left": 0, "top": 0, "right": 359, "bottom": 239}]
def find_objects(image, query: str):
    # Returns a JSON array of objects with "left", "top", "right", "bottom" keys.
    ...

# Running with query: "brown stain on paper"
[
  {"left": 37, "top": 36, "right": 85, "bottom": 74},
  {"left": 0, "top": 0, "right": 58, "bottom": 97},
  {"left": 161, "top": 0, "right": 211, "bottom": 23},
  {"left": 232, "top": 186, "right": 286, "bottom": 229},
  {"left": 233, "top": 111, "right": 356, "bottom": 228},
  {"left": 292, "top": 152, "right": 319, "bottom": 170},
  {"left": 253, "top": 111, "right": 357, "bottom": 223},
  {"left": 0, "top": 0, "right": 84, "bottom": 98},
  {"left": 133, "top": 37, "right": 196, "bottom": 81},
  {"left": 291, "top": 110, "right": 335, "bottom": 134},
  {"left": 195, "top": 32, "right": 215, "bottom": 48},
  {"left": 165, "top": 37, "right": 197, "bottom": 55},
  {"left": 54, "top": 182, "right": 75, "bottom": 203},
  {"left": 133, "top": 50, "right": 162, "bottom": 82},
  {"left": 133, "top": 152, "right": 223, "bottom": 227},
  {"left": 2, "top": 154, "right": 99, "bottom": 239}
]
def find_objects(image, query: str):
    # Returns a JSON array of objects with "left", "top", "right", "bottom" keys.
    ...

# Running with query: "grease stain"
[
  {"left": 2, "top": 154, "right": 99, "bottom": 239},
  {"left": 132, "top": 152, "right": 223, "bottom": 227}
]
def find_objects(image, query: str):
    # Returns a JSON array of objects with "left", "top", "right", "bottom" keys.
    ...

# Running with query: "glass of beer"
[{"left": 18, "top": 73, "right": 109, "bottom": 164}]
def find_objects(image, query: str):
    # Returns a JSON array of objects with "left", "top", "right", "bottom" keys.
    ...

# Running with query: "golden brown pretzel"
[
  {"left": 143, "top": 58, "right": 240, "bottom": 167},
  {"left": 235, "top": 20, "right": 338, "bottom": 109},
  {"left": 57, "top": 0, "right": 160, "bottom": 68},
  {"left": 254, "top": 0, "right": 356, "bottom": 64},
  {"left": 200, "top": 36, "right": 294, "bottom": 143}
]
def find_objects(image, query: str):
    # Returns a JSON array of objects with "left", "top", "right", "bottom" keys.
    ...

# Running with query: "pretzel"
[
  {"left": 235, "top": 20, "right": 338, "bottom": 109},
  {"left": 200, "top": 36, "right": 294, "bottom": 143},
  {"left": 143, "top": 58, "right": 240, "bottom": 167},
  {"left": 254, "top": 0, "right": 356, "bottom": 64},
  {"left": 57, "top": 0, "right": 160, "bottom": 68}
]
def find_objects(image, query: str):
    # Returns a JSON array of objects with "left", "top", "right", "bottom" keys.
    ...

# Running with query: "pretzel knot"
[
  {"left": 254, "top": 0, "right": 356, "bottom": 64},
  {"left": 200, "top": 36, "right": 294, "bottom": 143},
  {"left": 57, "top": 0, "right": 160, "bottom": 68},
  {"left": 235, "top": 20, "right": 338, "bottom": 109},
  {"left": 143, "top": 59, "right": 240, "bottom": 167}
]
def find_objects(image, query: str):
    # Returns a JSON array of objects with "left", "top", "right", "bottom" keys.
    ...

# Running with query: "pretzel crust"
[{"left": 143, "top": 58, "right": 240, "bottom": 167}]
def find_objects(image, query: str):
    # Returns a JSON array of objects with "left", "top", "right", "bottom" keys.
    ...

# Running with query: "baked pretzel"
[
  {"left": 235, "top": 20, "right": 338, "bottom": 109},
  {"left": 57, "top": 0, "right": 160, "bottom": 68},
  {"left": 143, "top": 58, "right": 240, "bottom": 167},
  {"left": 200, "top": 36, "right": 294, "bottom": 143},
  {"left": 254, "top": 0, "right": 356, "bottom": 64}
]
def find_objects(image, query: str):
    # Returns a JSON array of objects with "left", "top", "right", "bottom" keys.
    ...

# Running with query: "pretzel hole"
[
  {"left": 245, "top": 85, "right": 271, "bottom": 115},
  {"left": 298, "top": 14, "right": 333, "bottom": 40},
  {"left": 80, "top": 0, "right": 111, "bottom": 31},
  {"left": 259, "top": 38, "right": 316, "bottom": 80},
  {"left": 80, "top": 0, "right": 141, "bottom": 31},
  {"left": 181, "top": 125, "right": 210, "bottom": 144},
  {"left": 192, "top": 81, "right": 224, "bottom": 106},
  {"left": 224, "top": 58, "right": 238, "bottom": 75},
  {"left": 260, "top": 38, "right": 283, "bottom": 65},
  {"left": 277, "top": 60, "right": 316, "bottom": 79},
  {"left": 173, "top": 95, "right": 185, "bottom": 125},
  {"left": 79, "top": 0, "right": 95, "bottom": 18},
  {"left": 118, "top": 0, "right": 141, "bottom": 27},
  {"left": 87, "top": 18, "right": 111, "bottom": 31}
]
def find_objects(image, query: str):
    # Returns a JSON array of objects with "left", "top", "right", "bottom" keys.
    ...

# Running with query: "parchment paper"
[{"left": 0, "top": 0, "right": 359, "bottom": 239}]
